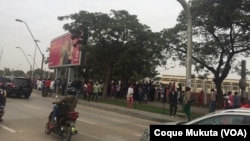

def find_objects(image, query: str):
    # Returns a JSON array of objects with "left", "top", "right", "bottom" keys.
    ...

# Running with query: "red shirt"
[
  {"left": 241, "top": 103, "right": 250, "bottom": 108},
  {"left": 87, "top": 82, "right": 93, "bottom": 93},
  {"left": 45, "top": 80, "right": 51, "bottom": 87}
]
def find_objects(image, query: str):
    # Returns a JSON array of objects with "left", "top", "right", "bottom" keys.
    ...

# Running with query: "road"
[{"left": 0, "top": 92, "right": 159, "bottom": 141}]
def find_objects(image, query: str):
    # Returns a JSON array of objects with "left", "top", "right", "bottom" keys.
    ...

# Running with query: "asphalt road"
[{"left": 0, "top": 91, "right": 160, "bottom": 141}]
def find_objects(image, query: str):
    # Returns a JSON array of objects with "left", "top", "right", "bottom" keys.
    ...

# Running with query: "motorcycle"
[
  {"left": 45, "top": 111, "right": 79, "bottom": 141},
  {"left": 0, "top": 105, "right": 4, "bottom": 122}
]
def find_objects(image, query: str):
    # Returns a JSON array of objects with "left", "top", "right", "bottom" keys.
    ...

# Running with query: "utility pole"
[
  {"left": 239, "top": 60, "right": 247, "bottom": 102},
  {"left": 16, "top": 47, "right": 32, "bottom": 77},
  {"left": 16, "top": 19, "right": 44, "bottom": 78},
  {"left": 176, "top": 0, "right": 192, "bottom": 88}
]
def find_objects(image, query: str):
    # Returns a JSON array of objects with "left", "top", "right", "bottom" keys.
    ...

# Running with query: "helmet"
[{"left": 0, "top": 83, "right": 5, "bottom": 89}]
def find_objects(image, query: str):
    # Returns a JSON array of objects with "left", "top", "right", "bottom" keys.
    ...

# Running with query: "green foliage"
[
  {"left": 162, "top": 0, "right": 250, "bottom": 108},
  {"left": 58, "top": 10, "right": 165, "bottom": 97},
  {"left": 98, "top": 99, "right": 203, "bottom": 119}
]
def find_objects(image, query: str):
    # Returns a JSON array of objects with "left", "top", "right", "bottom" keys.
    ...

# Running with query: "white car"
[{"left": 140, "top": 108, "right": 250, "bottom": 141}]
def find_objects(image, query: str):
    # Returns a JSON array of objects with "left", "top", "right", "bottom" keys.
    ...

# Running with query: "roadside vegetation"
[{"left": 97, "top": 98, "right": 205, "bottom": 119}]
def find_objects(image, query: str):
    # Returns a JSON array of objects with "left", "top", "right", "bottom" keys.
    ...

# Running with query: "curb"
[
  {"left": 78, "top": 100, "right": 185, "bottom": 122},
  {"left": 33, "top": 89, "right": 185, "bottom": 122}
]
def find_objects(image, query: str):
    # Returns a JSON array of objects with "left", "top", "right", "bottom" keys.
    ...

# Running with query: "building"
[{"left": 161, "top": 74, "right": 250, "bottom": 93}]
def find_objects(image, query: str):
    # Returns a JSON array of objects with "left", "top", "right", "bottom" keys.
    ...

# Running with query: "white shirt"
[
  {"left": 50, "top": 81, "right": 55, "bottom": 89},
  {"left": 128, "top": 87, "right": 134, "bottom": 95}
]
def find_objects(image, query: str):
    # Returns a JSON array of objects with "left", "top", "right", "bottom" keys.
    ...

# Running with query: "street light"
[
  {"left": 16, "top": 47, "right": 32, "bottom": 77},
  {"left": 27, "top": 54, "right": 39, "bottom": 69},
  {"left": 15, "top": 19, "right": 45, "bottom": 78}
]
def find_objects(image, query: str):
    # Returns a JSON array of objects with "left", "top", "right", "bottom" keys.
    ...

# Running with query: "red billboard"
[{"left": 49, "top": 33, "right": 81, "bottom": 68}]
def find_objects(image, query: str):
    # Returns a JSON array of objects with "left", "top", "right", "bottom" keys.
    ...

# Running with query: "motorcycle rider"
[
  {"left": 50, "top": 95, "right": 78, "bottom": 126},
  {"left": 0, "top": 84, "right": 7, "bottom": 122}
]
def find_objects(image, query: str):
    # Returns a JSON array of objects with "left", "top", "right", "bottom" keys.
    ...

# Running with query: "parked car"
[
  {"left": 6, "top": 77, "right": 32, "bottom": 98},
  {"left": 140, "top": 108, "right": 250, "bottom": 141}
]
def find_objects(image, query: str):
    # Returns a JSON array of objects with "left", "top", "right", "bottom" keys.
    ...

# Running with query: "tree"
[
  {"left": 3, "top": 68, "right": 11, "bottom": 76},
  {"left": 162, "top": 0, "right": 250, "bottom": 108},
  {"left": 58, "top": 10, "right": 164, "bottom": 98}
]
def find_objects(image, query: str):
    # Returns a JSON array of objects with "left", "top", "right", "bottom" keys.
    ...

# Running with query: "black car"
[{"left": 6, "top": 77, "right": 32, "bottom": 98}]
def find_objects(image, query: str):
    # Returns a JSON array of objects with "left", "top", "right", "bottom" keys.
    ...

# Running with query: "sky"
[{"left": 0, "top": 0, "right": 248, "bottom": 80}]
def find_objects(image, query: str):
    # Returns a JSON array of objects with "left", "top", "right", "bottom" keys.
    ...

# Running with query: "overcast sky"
[{"left": 0, "top": 0, "right": 247, "bottom": 79}]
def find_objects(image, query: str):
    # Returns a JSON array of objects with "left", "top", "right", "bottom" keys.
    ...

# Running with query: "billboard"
[{"left": 49, "top": 33, "right": 81, "bottom": 68}]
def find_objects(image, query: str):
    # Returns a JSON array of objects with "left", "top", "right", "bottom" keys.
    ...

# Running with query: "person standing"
[
  {"left": 50, "top": 79, "right": 55, "bottom": 94},
  {"left": 209, "top": 88, "right": 216, "bottom": 113},
  {"left": 169, "top": 85, "right": 178, "bottom": 118},
  {"left": 44, "top": 78, "right": 51, "bottom": 95},
  {"left": 37, "top": 79, "right": 42, "bottom": 91},
  {"left": 127, "top": 84, "right": 134, "bottom": 108},
  {"left": 61, "top": 79, "right": 67, "bottom": 96},
  {"left": 233, "top": 91, "right": 240, "bottom": 108},
  {"left": 82, "top": 82, "right": 88, "bottom": 100},
  {"left": 74, "top": 79, "right": 82, "bottom": 98},
  {"left": 183, "top": 87, "right": 191, "bottom": 121},
  {"left": 55, "top": 79, "right": 61, "bottom": 98},
  {"left": 137, "top": 84, "right": 143, "bottom": 104},
  {"left": 228, "top": 91, "right": 234, "bottom": 108},
  {"left": 149, "top": 84, "right": 156, "bottom": 102},
  {"left": 87, "top": 81, "right": 93, "bottom": 102},
  {"left": 115, "top": 82, "right": 121, "bottom": 99},
  {"left": 198, "top": 90, "right": 203, "bottom": 107},
  {"left": 157, "top": 84, "right": 162, "bottom": 102},
  {"left": 92, "top": 81, "right": 100, "bottom": 102}
]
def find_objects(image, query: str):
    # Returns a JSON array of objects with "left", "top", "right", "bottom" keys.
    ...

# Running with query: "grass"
[
  {"left": 34, "top": 89, "right": 205, "bottom": 119},
  {"left": 97, "top": 98, "right": 205, "bottom": 119}
]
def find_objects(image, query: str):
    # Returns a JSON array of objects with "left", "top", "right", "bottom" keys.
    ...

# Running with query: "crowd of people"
[
  {"left": 30, "top": 78, "right": 250, "bottom": 122},
  {"left": 206, "top": 88, "right": 250, "bottom": 114}
]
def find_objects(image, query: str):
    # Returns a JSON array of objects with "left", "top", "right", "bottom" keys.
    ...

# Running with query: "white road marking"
[
  {"left": 0, "top": 124, "right": 16, "bottom": 133},
  {"left": 99, "top": 116, "right": 126, "bottom": 123},
  {"left": 132, "top": 123, "right": 149, "bottom": 128},
  {"left": 134, "top": 134, "right": 142, "bottom": 137},
  {"left": 22, "top": 103, "right": 40, "bottom": 110},
  {"left": 78, "top": 119, "right": 96, "bottom": 125}
]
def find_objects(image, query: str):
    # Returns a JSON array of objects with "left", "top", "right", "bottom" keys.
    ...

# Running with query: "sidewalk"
[
  {"left": 79, "top": 99, "right": 209, "bottom": 122},
  {"left": 144, "top": 100, "right": 209, "bottom": 115},
  {"left": 34, "top": 90, "right": 209, "bottom": 122}
]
